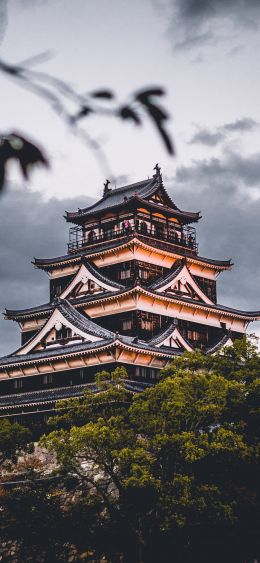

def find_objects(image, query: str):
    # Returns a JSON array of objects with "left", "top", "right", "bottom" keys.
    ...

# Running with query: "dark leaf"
[
  {"left": 119, "top": 106, "right": 141, "bottom": 125},
  {"left": 139, "top": 101, "right": 174, "bottom": 155},
  {"left": 143, "top": 103, "right": 169, "bottom": 122},
  {"left": 135, "top": 88, "right": 165, "bottom": 104},
  {"left": 14, "top": 136, "right": 49, "bottom": 179},
  {"left": 91, "top": 90, "right": 115, "bottom": 100},
  {"left": 155, "top": 122, "right": 174, "bottom": 155},
  {"left": 0, "top": 134, "right": 48, "bottom": 192},
  {"left": 71, "top": 106, "right": 93, "bottom": 123}
]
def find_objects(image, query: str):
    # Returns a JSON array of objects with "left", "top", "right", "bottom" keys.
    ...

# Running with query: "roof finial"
[
  {"left": 103, "top": 179, "right": 111, "bottom": 197},
  {"left": 153, "top": 163, "right": 162, "bottom": 181}
]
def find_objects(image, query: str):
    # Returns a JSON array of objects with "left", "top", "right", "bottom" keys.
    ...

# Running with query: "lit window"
[
  {"left": 139, "top": 269, "right": 149, "bottom": 280},
  {"left": 120, "top": 270, "right": 131, "bottom": 280},
  {"left": 122, "top": 319, "right": 132, "bottom": 330}
]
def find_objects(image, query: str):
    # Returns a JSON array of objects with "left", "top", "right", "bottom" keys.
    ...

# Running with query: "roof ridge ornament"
[
  {"left": 153, "top": 163, "right": 162, "bottom": 182},
  {"left": 103, "top": 179, "right": 111, "bottom": 197}
]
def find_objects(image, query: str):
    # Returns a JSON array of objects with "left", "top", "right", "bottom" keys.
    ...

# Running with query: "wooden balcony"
[{"left": 68, "top": 225, "right": 198, "bottom": 254}]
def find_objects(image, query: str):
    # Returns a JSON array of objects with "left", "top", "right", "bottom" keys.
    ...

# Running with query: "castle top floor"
[{"left": 65, "top": 168, "right": 201, "bottom": 255}]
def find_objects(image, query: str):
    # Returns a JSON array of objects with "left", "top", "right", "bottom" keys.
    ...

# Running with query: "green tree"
[
  {"left": 34, "top": 343, "right": 260, "bottom": 561},
  {"left": 0, "top": 418, "right": 32, "bottom": 468}
]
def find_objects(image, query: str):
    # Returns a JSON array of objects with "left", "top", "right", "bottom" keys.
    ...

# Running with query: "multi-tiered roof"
[{"left": 1, "top": 167, "right": 259, "bottom": 423}]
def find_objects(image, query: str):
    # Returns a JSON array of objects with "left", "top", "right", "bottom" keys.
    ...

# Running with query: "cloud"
[
  {"left": 2, "top": 154, "right": 260, "bottom": 356},
  {"left": 0, "top": 0, "right": 8, "bottom": 45},
  {"left": 189, "top": 117, "right": 259, "bottom": 146},
  {"left": 223, "top": 117, "right": 258, "bottom": 133},
  {"left": 189, "top": 129, "right": 224, "bottom": 147},
  {"left": 167, "top": 0, "right": 260, "bottom": 50},
  {"left": 0, "top": 184, "right": 92, "bottom": 355},
  {"left": 166, "top": 149, "right": 260, "bottom": 322}
]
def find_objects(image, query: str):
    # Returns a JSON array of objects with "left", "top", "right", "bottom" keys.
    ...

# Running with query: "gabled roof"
[
  {"left": 206, "top": 333, "right": 234, "bottom": 354},
  {"left": 148, "top": 322, "right": 193, "bottom": 351},
  {"left": 60, "top": 260, "right": 124, "bottom": 299},
  {"left": 149, "top": 261, "right": 184, "bottom": 290},
  {"left": 148, "top": 261, "right": 214, "bottom": 305},
  {"left": 15, "top": 299, "right": 114, "bottom": 357},
  {"left": 65, "top": 174, "right": 200, "bottom": 225},
  {"left": 6, "top": 282, "right": 260, "bottom": 326},
  {"left": 57, "top": 300, "right": 114, "bottom": 339},
  {"left": 0, "top": 333, "right": 182, "bottom": 370}
]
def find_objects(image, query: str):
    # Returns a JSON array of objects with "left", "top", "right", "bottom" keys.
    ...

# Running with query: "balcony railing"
[{"left": 68, "top": 225, "right": 198, "bottom": 254}]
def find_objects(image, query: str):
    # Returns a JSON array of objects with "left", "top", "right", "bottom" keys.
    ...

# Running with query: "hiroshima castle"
[{"left": 1, "top": 165, "right": 260, "bottom": 424}]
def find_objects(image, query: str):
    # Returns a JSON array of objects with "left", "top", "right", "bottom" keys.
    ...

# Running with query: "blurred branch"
[{"left": 0, "top": 54, "right": 174, "bottom": 191}]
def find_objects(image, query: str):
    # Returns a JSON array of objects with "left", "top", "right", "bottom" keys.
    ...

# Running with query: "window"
[
  {"left": 79, "top": 368, "right": 85, "bottom": 380},
  {"left": 43, "top": 374, "right": 53, "bottom": 385},
  {"left": 139, "top": 269, "right": 149, "bottom": 280},
  {"left": 56, "top": 327, "right": 72, "bottom": 340},
  {"left": 141, "top": 319, "right": 153, "bottom": 331},
  {"left": 122, "top": 319, "right": 132, "bottom": 331},
  {"left": 13, "top": 379, "right": 23, "bottom": 389},
  {"left": 56, "top": 284, "right": 62, "bottom": 296},
  {"left": 135, "top": 366, "right": 147, "bottom": 377},
  {"left": 120, "top": 270, "right": 131, "bottom": 280},
  {"left": 89, "top": 280, "right": 96, "bottom": 292}
]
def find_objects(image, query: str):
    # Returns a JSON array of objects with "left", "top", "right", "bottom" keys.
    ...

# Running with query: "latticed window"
[
  {"left": 120, "top": 269, "right": 131, "bottom": 280},
  {"left": 122, "top": 319, "right": 132, "bottom": 330},
  {"left": 139, "top": 269, "right": 149, "bottom": 280}
]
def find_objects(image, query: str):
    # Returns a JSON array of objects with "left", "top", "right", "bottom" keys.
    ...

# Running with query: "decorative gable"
[
  {"left": 157, "top": 327, "right": 193, "bottom": 351},
  {"left": 16, "top": 301, "right": 113, "bottom": 356},
  {"left": 60, "top": 262, "right": 123, "bottom": 300},
  {"left": 153, "top": 263, "right": 214, "bottom": 305},
  {"left": 149, "top": 323, "right": 193, "bottom": 351}
]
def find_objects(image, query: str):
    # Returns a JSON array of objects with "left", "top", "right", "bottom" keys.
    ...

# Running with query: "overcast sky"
[{"left": 1, "top": 0, "right": 260, "bottom": 354}]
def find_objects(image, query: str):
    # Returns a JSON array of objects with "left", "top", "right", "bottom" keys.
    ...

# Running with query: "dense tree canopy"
[
  {"left": 1, "top": 338, "right": 259, "bottom": 562},
  {"left": 0, "top": 418, "right": 32, "bottom": 467}
]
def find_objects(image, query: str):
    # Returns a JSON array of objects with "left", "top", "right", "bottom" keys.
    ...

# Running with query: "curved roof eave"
[{"left": 33, "top": 237, "right": 232, "bottom": 271}]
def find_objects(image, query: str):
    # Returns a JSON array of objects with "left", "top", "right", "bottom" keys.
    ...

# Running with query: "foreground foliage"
[{"left": 0, "top": 338, "right": 260, "bottom": 562}]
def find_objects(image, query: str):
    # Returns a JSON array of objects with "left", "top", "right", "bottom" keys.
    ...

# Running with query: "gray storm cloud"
[
  {"left": 0, "top": 185, "right": 92, "bottom": 355},
  {"left": 166, "top": 0, "right": 260, "bottom": 49},
  {"left": 168, "top": 149, "right": 260, "bottom": 316},
  {"left": 0, "top": 0, "right": 8, "bottom": 45},
  {"left": 189, "top": 118, "right": 259, "bottom": 147},
  {"left": 1, "top": 149, "right": 260, "bottom": 356}
]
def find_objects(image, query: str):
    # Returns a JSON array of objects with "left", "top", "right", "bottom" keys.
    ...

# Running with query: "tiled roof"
[
  {"left": 148, "top": 260, "right": 184, "bottom": 290},
  {"left": 118, "top": 334, "right": 183, "bottom": 356},
  {"left": 33, "top": 237, "right": 232, "bottom": 271},
  {"left": 57, "top": 299, "right": 114, "bottom": 339},
  {"left": 0, "top": 329, "right": 183, "bottom": 370},
  {"left": 0, "top": 338, "right": 115, "bottom": 367},
  {"left": 0, "top": 379, "right": 154, "bottom": 411},
  {"left": 6, "top": 281, "right": 260, "bottom": 325},
  {"left": 33, "top": 237, "right": 130, "bottom": 268},
  {"left": 0, "top": 382, "right": 97, "bottom": 408},
  {"left": 66, "top": 178, "right": 158, "bottom": 219},
  {"left": 148, "top": 321, "right": 178, "bottom": 346},
  {"left": 65, "top": 175, "right": 200, "bottom": 224},
  {"left": 83, "top": 260, "right": 124, "bottom": 290},
  {"left": 5, "top": 302, "right": 51, "bottom": 319},
  {"left": 206, "top": 333, "right": 232, "bottom": 354}
]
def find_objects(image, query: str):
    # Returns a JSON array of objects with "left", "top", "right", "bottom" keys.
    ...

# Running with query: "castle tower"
[{"left": 1, "top": 167, "right": 259, "bottom": 424}]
